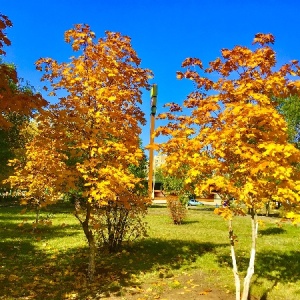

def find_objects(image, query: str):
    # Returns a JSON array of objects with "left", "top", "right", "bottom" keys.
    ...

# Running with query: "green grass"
[{"left": 0, "top": 201, "right": 300, "bottom": 299}]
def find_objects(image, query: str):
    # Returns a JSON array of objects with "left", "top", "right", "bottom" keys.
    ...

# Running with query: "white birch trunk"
[
  {"left": 241, "top": 212, "right": 258, "bottom": 300},
  {"left": 229, "top": 220, "right": 241, "bottom": 300}
]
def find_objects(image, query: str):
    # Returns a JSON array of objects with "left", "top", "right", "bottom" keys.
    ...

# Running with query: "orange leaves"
[
  {"left": 221, "top": 48, "right": 231, "bottom": 58},
  {"left": 108, "top": 95, "right": 116, "bottom": 101},
  {"left": 164, "top": 102, "right": 182, "bottom": 112},
  {"left": 64, "top": 24, "right": 95, "bottom": 51},
  {"left": 253, "top": 33, "right": 275, "bottom": 45},
  {"left": 156, "top": 33, "right": 300, "bottom": 215},
  {"left": 0, "top": 14, "right": 12, "bottom": 56},
  {"left": 176, "top": 71, "right": 184, "bottom": 79},
  {"left": 214, "top": 207, "right": 233, "bottom": 221},
  {"left": 0, "top": 19, "right": 48, "bottom": 128},
  {"left": 29, "top": 24, "right": 152, "bottom": 210},
  {"left": 181, "top": 57, "right": 203, "bottom": 69},
  {"left": 8, "top": 274, "right": 19, "bottom": 282}
]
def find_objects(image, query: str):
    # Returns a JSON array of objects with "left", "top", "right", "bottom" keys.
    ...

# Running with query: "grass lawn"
[{"left": 0, "top": 201, "right": 300, "bottom": 300}]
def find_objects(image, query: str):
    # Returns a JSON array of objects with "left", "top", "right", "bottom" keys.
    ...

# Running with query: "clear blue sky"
[{"left": 2, "top": 0, "right": 300, "bottom": 148}]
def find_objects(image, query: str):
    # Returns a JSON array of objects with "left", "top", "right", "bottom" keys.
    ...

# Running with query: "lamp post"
[{"left": 148, "top": 84, "right": 157, "bottom": 199}]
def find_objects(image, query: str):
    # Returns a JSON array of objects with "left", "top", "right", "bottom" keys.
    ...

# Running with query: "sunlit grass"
[{"left": 0, "top": 201, "right": 299, "bottom": 299}]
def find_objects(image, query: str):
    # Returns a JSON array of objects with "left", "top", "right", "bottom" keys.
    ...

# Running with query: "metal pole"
[{"left": 148, "top": 84, "right": 157, "bottom": 200}]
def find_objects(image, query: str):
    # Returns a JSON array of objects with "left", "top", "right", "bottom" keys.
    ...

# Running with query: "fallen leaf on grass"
[
  {"left": 8, "top": 274, "right": 19, "bottom": 281},
  {"left": 199, "top": 289, "right": 212, "bottom": 295}
]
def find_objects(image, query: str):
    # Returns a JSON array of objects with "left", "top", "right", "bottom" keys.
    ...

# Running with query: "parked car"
[{"left": 187, "top": 199, "right": 204, "bottom": 206}]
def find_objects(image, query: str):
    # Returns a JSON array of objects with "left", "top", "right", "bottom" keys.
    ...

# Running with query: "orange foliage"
[
  {"left": 0, "top": 14, "right": 47, "bottom": 128},
  {"left": 0, "top": 14, "right": 12, "bottom": 56},
  {"left": 157, "top": 33, "right": 300, "bottom": 213},
  {"left": 10, "top": 23, "right": 152, "bottom": 208}
]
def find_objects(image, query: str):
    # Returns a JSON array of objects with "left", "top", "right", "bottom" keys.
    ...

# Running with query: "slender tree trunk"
[
  {"left": 265, "top": 202, "right": 270, "bottom": 217},
  {"left": 75, "top": 200, "right": 96, "bottom": 282},
  {"left": 229, "top": 220, "right": 241, "bottom": 300},
  {"left": 86, "top": 232, "right": 96, "bottom": 282},
  {"left": 35, "top": 207, "right": 40, "bottom": 225},
  {"left": 241, "top": 210, "right": 258, "bottom": 300}
]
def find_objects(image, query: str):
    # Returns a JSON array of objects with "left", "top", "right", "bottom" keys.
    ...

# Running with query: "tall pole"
[{"left": 149, "top": 84, "right": 157, "bottom": 199}]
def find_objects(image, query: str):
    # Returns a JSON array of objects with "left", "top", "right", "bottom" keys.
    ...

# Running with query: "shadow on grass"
[
  {"left": 0, "top": 222, "right": 227, "bottom": 300},
  {"left": 259, "top": 227, "right": 286, "bottom": 236},
  {"left": 66, "top": 237, "right": 227, "bottom": 299},
  {"left": 181, "top": 220, "right": 200, "bottom": 225},
  {"left": 217, "top": 249, "right": 300, "bottom": 282},
  {"left": 255, "top": 250, "right": 300, "bottom": 283},
  {"left": 149, "top": 204, "right": 167, "bottom": 209},
  {"left": 0, "top": 218, "right": 81, "bottom": 241},
  {"left": 216, "top": 249, "right": 300, "bottom": 300},
  {"left": 197, "top": 206, "right": 216, "bottom": 211}
]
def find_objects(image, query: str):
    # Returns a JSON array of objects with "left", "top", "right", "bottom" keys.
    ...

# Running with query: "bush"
[
  {"left": 95, "top": 200, "right": 148, "bottom": 252},
  {"left": 167, "top": 196, "right": 187, "bottom": 225}
]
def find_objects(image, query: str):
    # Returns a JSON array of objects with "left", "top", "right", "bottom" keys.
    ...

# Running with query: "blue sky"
[{"left": 2, "top": 0, "right": 300, "bottom": 148}]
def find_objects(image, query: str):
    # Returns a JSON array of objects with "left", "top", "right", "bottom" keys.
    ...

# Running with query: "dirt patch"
[{"left": 101, "top": 270, "right": 236, "bottom": 300}]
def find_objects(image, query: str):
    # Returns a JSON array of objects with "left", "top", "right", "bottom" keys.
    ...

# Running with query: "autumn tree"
[
  {"left": 0, "top": 14, "right": 47, "bottom": 186},
  {"left": 156, "top": 34, "right": 300, "bottom": 300},
  {"left": 9, "top": 24, "right": 152, "bottom": 280},
  {"left": 0, "top": 14, "right": 46, "bottom": 129}
]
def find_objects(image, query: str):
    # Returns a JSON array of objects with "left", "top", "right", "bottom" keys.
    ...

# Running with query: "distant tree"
[
  {"left": 0, "top": 14, "right": 46, "bottom": 129},
  {"left": 156, "top": 166, "right": 191, "bottom": 224},
  {"left": 276, "top": 95, "right": 300, "bottom": 146},
  {"left": 0, "top": 14, "right": 46, "bottom": 186},
  {"left": 156, "top": 166, "right": 193, "bottom": 201},
  {"left": 156, "top": 33, "right": 300, "bottom": 300},
  {"left": 0, "top": 113, "right": 28, "bottom": 186}
]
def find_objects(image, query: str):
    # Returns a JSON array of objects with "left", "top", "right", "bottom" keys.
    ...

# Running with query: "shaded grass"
[{"left": 0, "top": 202, "right": 299, "bottom": 299}]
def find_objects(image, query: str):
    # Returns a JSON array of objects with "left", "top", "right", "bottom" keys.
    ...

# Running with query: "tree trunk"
[
  {"left": 87, "top": 234, "right": 96, "bottom": 282},
  {"left": 229, "top": 220, "right": 241, "bottom": 300},
  {"left": 241, "top": 210, "right": 258, "bottom": 300},
  {"left": 82, "top": 217, "right": 96, "bottom": 282},
  {"left": 75, "top": 201, "right": 96, "bottom": 282},
  {"left": 265, "top": 202, "right": 270, "bottom": 217}
]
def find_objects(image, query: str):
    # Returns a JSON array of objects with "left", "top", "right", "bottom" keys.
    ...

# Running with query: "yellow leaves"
[
  {"left": 214, "top": 207, "right": 233, "bottom": 221},
  {"left": 64, "top": 292, "right": 78, "bottom": 299},
  {"left": 108, "top": 95, "right": 116, "bottom": 101},
  {"left": 170, "top": 279, "right": 181, "bottom": 288},
  {"left": 145, "top": 143, "right": 160, "bottom": 151},
  {"left": 8, "top": 274, "right": 19, "bottom": 282},
  {"left": 221, "top": 48, "right": 231, "bottom": 58},
  {"left": 285, "top": 212, "right": 300, "bottom": 224}
]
